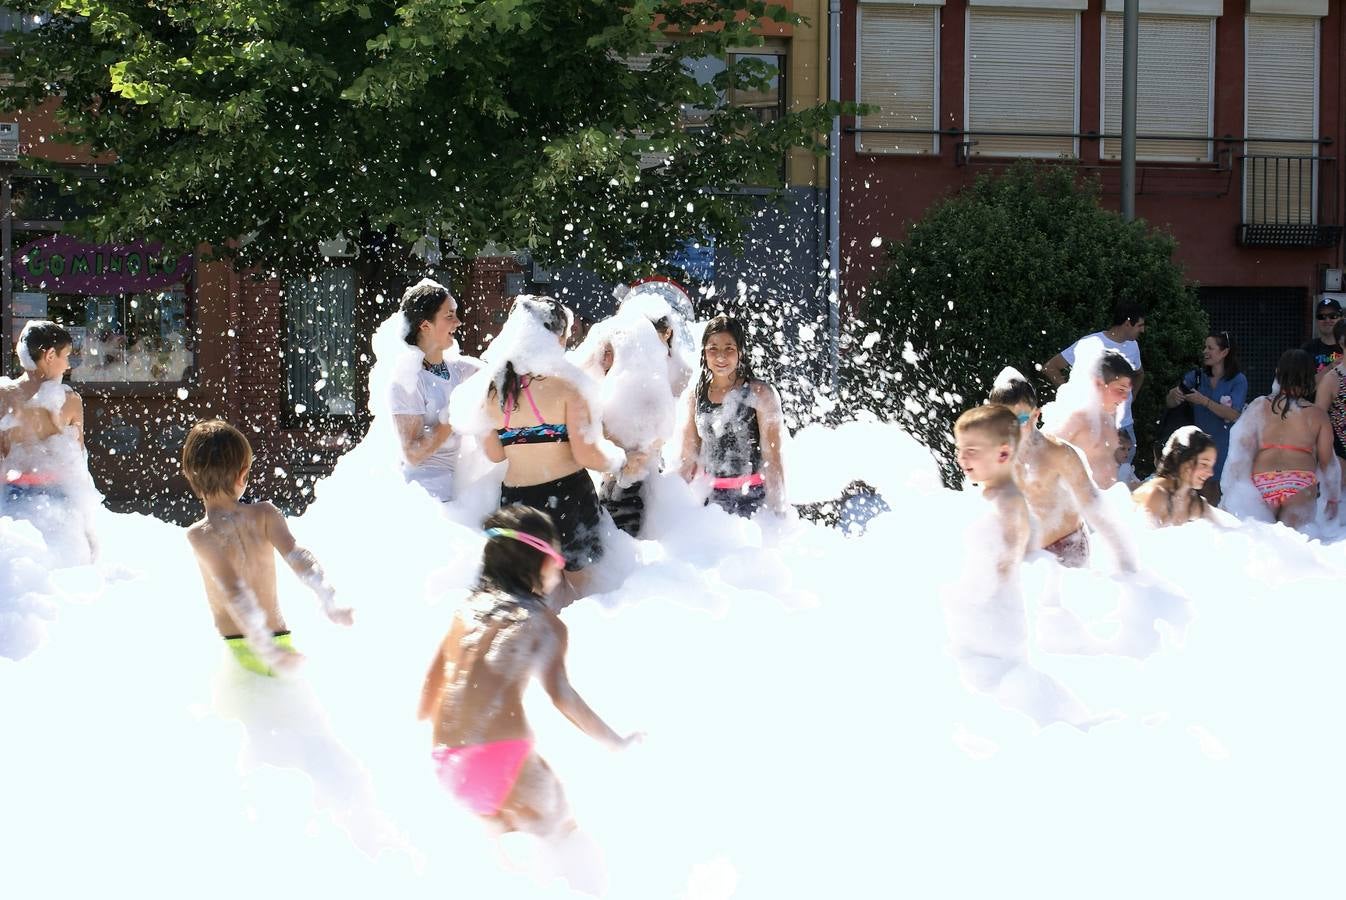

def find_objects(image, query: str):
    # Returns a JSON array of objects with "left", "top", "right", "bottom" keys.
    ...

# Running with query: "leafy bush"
[{"left": 844, "top": 162, "right": 1208, "bottom": 485}]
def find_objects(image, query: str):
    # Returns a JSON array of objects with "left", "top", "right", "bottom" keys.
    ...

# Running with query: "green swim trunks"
[{"left": 223, "top": 631, "right": 294, "bottom": 677}]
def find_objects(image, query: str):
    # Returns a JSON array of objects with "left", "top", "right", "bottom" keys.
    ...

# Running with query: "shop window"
[
  {"left": 11, "top": 232, "right": 194, "bottom": 384},
  {"left": 284, "top": 267, "right": 357, "bottom": 417}
]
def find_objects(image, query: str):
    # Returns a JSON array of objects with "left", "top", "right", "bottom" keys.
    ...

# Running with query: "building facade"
[{"left": 840, "top": 0, "right": 1344, "bottom": 393}]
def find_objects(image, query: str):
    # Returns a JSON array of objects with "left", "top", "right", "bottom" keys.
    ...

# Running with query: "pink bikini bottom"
[{"left": 431, "top": 739, "right": 534, "bottom": 816}]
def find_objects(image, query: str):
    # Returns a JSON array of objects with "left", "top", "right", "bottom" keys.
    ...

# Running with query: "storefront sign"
[{"left": 13, "top": 234, "right": 191, "bottom": 294}]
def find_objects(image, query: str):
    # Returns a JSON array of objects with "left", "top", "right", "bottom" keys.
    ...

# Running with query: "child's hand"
[
  {"left": 620, "top": 450, "right": 650, "bottom": 478},
  {"left": 617, "top": 731, "right": 646, "bottom": 750},
  {"left": 327, "top": 605, "right": 355, "bottom": 627},
  {"left": 272, "top": 648, "right": 307, "bottom": 674}
]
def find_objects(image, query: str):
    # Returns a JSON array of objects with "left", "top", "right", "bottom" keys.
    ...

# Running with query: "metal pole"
[
  {"left": 1121, "top": 0, "right": 1138, "bottom": 222},
  {"left": 2, "top": 172, "right": 11, "bottom": 373},
  {"left": 827, "top": 0, "right": 841, "bottom": 389}
]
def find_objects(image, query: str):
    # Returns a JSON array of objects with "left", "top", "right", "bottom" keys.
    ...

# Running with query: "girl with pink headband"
[{"left": 418, "top": 504, "right": 640, "bottom": 842}]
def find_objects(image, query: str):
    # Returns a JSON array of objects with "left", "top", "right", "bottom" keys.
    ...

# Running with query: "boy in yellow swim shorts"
[{"left": 182, "top": 420, "right": 353, "bottom": 676}]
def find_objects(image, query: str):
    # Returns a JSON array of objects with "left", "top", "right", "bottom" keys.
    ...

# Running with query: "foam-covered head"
[
  {"left": 181, "top": 419, "right": 253, "bottom": 500},
  {"left": 399, "top": 278, "right": 454, "bottom": 345},
  {"left": 480, "top": 504, "right": 560, "bottom": 597},
  {"left": 17, "top": 320, "right": 72, "bottom": 371},
  {"left": 510, "top": 294, "right": 571, "bottom": 340},
  {"left": 988, "top": 367, "right": 1038, "bottom": 409}
]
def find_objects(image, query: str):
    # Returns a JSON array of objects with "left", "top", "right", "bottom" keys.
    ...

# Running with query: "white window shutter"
[
  {"left": 1101, "top": 15, "right": 1214, "bottom": 161},
  {"left": 856, "top": 5, "right": 939, "bottom": 155},
  {"left": 966, "top": 9, "right": 1078, "bottom": 158},
  {"left": 1245, "top": 15, "right": 1319, "bottom": 223}
]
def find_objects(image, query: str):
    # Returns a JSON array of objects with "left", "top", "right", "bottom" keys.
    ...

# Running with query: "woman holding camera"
[{"left": 1165, "top": 331, "right": 1247, "bottom": 500}]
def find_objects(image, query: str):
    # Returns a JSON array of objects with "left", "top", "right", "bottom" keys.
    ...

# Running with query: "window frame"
[
  {"left": 963, "top": 6, "right": 1082, "bottom": 159},
  {"left": 1242, "top": 13, "right": 1321, "bottom": 224},
  {"left": 280, "top": 263, "right": 360, "bottom": 426},
  {"left": 855, "top": 2, "right": 941, "bottom": 156}
]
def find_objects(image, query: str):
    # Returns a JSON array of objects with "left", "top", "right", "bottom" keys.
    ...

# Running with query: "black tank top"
[{"left": 695, "top": 384, "right": 762, "bottom": 478}]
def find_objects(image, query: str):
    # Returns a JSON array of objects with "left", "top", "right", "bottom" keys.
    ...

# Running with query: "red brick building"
[{"left": 839, "top": 0, "right": 1344, "bottom": 393}]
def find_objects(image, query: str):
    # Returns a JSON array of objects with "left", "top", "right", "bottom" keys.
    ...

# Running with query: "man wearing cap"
[
  {"left": 1042, "top": 302, "right": 1146, "bottom": 462},
  {"left": 1302, "top": 297, "right": 1343, "bottom": 377}
]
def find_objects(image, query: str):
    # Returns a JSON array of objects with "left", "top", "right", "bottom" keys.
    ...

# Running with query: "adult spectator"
[
  {"left": 1302, "top": 297, "right": 1343, "bottom": 376},
  {"left": 1043, "top": 302, "right": 1146, "bottom": 458},
  {"left": 1164, "top": 330, "right": 1247, "bottom": 504}
]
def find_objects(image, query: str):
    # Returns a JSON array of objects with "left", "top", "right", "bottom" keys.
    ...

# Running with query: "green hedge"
[{"left": 842, "top": 162, "right": 1208, "bottom": 485}]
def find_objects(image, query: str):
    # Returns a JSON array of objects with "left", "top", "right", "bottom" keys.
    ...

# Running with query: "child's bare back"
[{"left": 187, "top": 502, "right": 290, "bottom": 640}]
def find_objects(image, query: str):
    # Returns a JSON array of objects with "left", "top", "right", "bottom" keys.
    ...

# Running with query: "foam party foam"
[{"left": 4, "top": 314, "right": 1346, "bottom": 899}]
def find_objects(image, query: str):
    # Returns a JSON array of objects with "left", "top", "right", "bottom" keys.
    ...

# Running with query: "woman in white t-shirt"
[{"left": 389, "top": 279, "right": 481, "bottom": 502}]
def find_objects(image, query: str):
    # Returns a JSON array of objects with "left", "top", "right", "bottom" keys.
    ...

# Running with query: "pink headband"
[{"left": 484, "top": 528, "right": 566, "bottom": 569}]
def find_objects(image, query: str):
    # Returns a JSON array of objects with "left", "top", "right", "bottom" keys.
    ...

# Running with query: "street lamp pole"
[{"left": 1121, "top": 0, "right": 1139, "bottom": 222}]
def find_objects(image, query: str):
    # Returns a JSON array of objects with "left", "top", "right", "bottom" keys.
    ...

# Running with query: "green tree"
[
  {"left": 0, "top": 0, "right": 835, "bottom": 274},
  {"left": 845, "top": 162, "right": 1208, "bottom": 485}
]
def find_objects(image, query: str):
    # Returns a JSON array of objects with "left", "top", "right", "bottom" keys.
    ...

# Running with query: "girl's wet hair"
[
  {"left": 399, "top": 279, "right": 454, "bottom": 346},
  {"left": 496, "top": 295, "right": 573, "bottom": 411},
  {"left": 1333, "top": 317, "right": 1346, "bottom": 349},
  {"left": 696, "top": 314, "right": 754, "bottom": 401},
  {"left": 1271, "top": 348, "right": 1315, "bottom": 416},
  {"left": 479, "top": 505, "right": 561, "bottom": 597},
  {"left": 1156, "top": 426, "right": 1216, "bottom": 482}
]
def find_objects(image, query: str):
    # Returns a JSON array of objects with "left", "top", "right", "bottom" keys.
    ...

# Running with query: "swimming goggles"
[
  {"left": 484, "top": 528, "right": 567, "bottom": 569},
  {"left": 1015, "top": 412, "right": 1031, "bottom": 425}
]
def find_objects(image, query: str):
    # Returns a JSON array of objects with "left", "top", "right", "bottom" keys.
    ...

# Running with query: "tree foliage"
[
  {"left": 846, "top": 162, "right": 1208, "bottom": 485},
  {"left": 1, "top": 0, "right": 837, "bottom": 274}
]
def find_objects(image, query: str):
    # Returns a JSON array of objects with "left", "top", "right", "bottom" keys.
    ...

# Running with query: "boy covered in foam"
[
  {"left": 0, "top": 320, "right": 99, "bottom": 563},
  {"left": 182, "top": 420, "right": 353, "bottom": 676},
  {"left": 1044, "top": 346, "right": 1136, "bottom": 490},
  {"left": 989, "top": 369, "right": 1137, "bottom": 571},
  {"left": 945, "top": 405, "right": 1096, "bottom": 729}
]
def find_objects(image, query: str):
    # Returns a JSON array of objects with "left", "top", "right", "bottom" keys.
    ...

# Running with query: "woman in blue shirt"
[{"left": 1165, "top": 331, "right": 1247, "bottom": 501}]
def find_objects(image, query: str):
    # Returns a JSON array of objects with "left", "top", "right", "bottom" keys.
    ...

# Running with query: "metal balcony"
[{"left": 1238, "top": 154, "right": 1342, "bottom": 249}]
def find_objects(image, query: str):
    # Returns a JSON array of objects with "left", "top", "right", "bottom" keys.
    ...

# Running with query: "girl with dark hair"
[
  {"left": 472, "top": 296, "right": 646, "bottom": 592},
  {"left": 1132, "top": 426, "right": 1220, "bottom": 526},
  {"left": 389, "top": 278, "right": 481, "bottom": 502},
  {"left": 418, "top": 504, "right": 639, "bottom": 840},
  {"left": 678, "top": 314, "right": 787, "bottom": 518},
  {"left": 1165, "top": 330, "right": 1247, "bottom": 497},
  {"left": 1222, "top": 349, "right": 1340, "bottom": 531},
  {"left": 1312, "top": 317, "right": 1346, "bottom": 488}
]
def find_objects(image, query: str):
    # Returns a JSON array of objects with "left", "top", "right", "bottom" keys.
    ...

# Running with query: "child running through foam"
[
  {"left": 418, "top": 504, "right": 640, "bottom": 843},
  {"left": 0, "top": 320, "right": 100, "bottom": 563},
  {"left": 989, "top": 369, "right": 1136, "bottom": 571},
  {"left": 945, "top": 404, "right": 1096, "bottom": 729},
  {"left": 182, "top": 420, "right": 354, "bottom": 676}
]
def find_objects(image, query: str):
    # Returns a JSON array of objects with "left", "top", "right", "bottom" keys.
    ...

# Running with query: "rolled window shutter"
[
  {"left": 966, "top": 9, "right": 1078, "bottom": 157},
  {"left": 1245, "top": 15, "right": 1318, "bottom": 223},
  {"left": 1101, "top": 15, "right": 1213, "bottom": 161},
  {"left": 856, "top": 5, "right": 939, "bottom": 155}
]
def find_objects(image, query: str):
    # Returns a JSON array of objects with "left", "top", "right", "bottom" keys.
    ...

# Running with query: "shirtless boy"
[
  {"left": 1049, "top": 349, "right": 1135, "bottom": 490},
  {"left": 0, "top": 321, "right": 97, "bottom": 561},
  {"left": 954, "top": 405, "right": 1031, "bottom": 584},
  {"left": 182, "top": 420, "right": 353, "bottom": 676},
  {"left": 989, "top": 371, "right": 1137, "bottom": 571}
]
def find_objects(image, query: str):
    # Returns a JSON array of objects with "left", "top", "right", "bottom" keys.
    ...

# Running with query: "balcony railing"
[{"left": 1238, "top": 154, "right": 1341, "bottom": 249}]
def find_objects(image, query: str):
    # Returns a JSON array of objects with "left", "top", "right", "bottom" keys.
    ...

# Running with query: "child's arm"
[
  {"left": 678, "top": 389, "right": 701, "bottom": 481},
  {"left": 262, "top": 504, "right": 354, "bottom": 626},
  {"left": 995, "top": 497, "right": 1030, "bottom": 582},
  {"left": 540, "top": 616, "right": 637, "bottom": 750},
  {"left": 187, "top": 528, "right": 303, "bottom": 672},
  {"left": 1060, "top": 447, "right": 1138, "bottom": 571},
  {"left": 753, "top": 382, "right": 789, "bottom": 514}
]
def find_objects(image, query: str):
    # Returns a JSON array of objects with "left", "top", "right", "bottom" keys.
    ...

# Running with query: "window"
[
  {"left": 0, "top": 7, "right": 47, "bottom": 33},
  {"left": 1244, "top": 14, "right": 1319, "bottom": 224},
  {"left": 1100, "top": 14, "right": 1214, "bottom": 161},
  {"left": 856, "top": 3, "right": 939, "bottom": 155},
  {"left": 679, "top": 46, "right": 787, "bottom": 132},
  {"left": 284, "top": 267, "right": 357, "bottom": 417},
  {"left": 965, "top": 7, "right": 1079, "bottom": 158},
  {"left": 12, "top": 232, "right": 194, "bottom": 384}
]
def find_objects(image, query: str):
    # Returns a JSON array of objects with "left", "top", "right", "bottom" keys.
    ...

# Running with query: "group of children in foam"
[{"left": 3, "top": 306, "right": 1346, "bottom": 900}]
